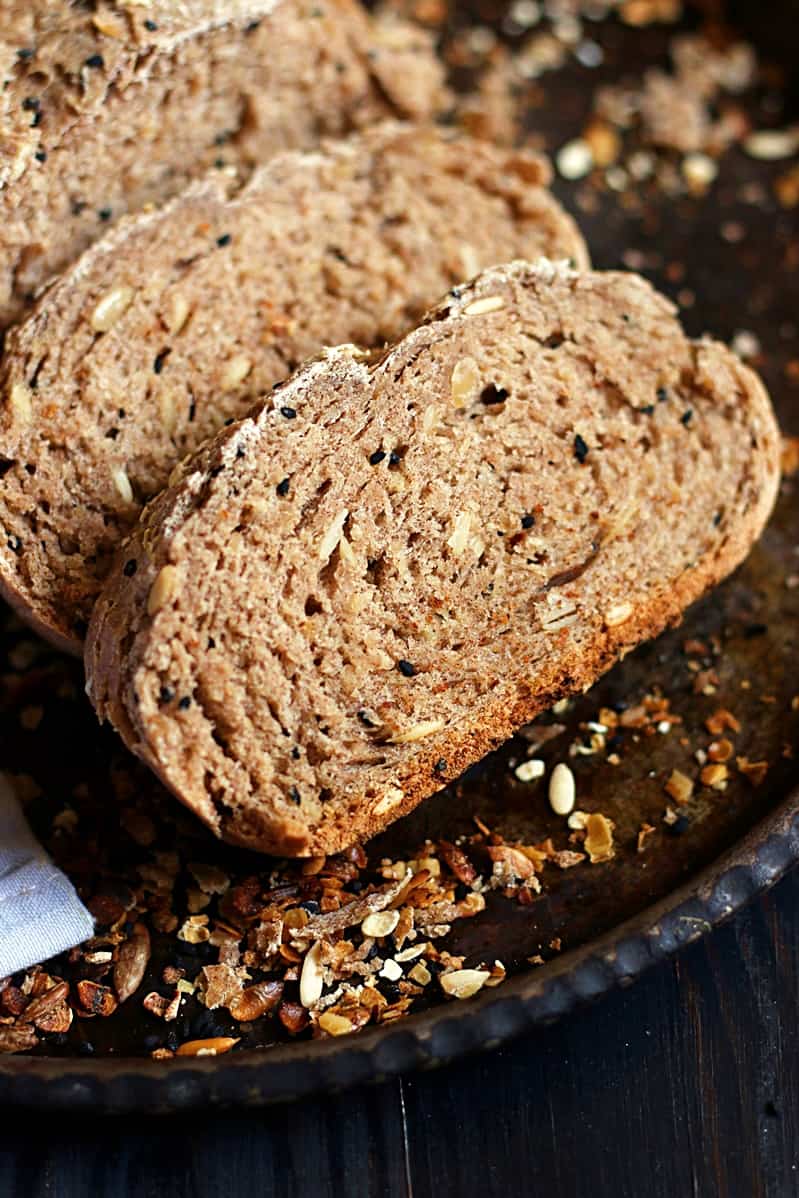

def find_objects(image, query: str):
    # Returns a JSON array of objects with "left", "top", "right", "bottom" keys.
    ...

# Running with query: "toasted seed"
[
  {"left": 176, "top": 1036, "right": 239, "bottom": 1057},
  {"left": 229, "top": 980, "right": 284, "bottom": 1022},
  {"left": 389, "top": 719, "right": 445, "bottom": 745},
  {"left": 361, "top": 909, "right": 400, "bottom": 938},
  {"left": 221, "top": 354, "right": 252, "bottom": 391},
  {"left": 463, "top": 295, "right": 505, "bottom": 316},
  {"left": 8, "top": 381, "right": 32, "bottom": 425},
  {"left": 440, "top": 968, "right": 490, "bottom": 999},
  {"left": 605, "top": 601, "right": 634, "bottom": 627},
  {"left": 114, "top": 922, "right": 151, "bottom": 1002},
  {"left": 409, "top": 962, "right": 432, "bottom": 986},
  {"left": 584, "top": 812, "right": 615, "bottom": 863},
  {"left": 318, "top": 1011, "right": 354, "bottom": 1036},
  {"left": 91, "top": 285, "right": 134, "bottom": 332},
  {"left": 147, "top": 564, "right": 179, "bottom": 615},
  {"left": 450, "top": 356, "right": 480, "bottom": 407},
  {"left": 299, "top": 941, "right": 324, "bottom": 1009},
  {"left": 743, "top": 130, "right": 798, "bottom": 160},
  {"left": 700, "top": 762, "right": 728, "bottom": 790},
  {"left": 664, "top": 769, "right": 694, "bottom": 804},
  {"left": 18, "top": 981, "right": 69, "bottom": 1024},
  {"left": 111, "top": 465, "right": 134, "bottom": 504},
  {"left": 548, "top": 762, "right": 575, "bottom": 816},
  {"left": 515, "top": 758, "right": 545, "bottom": 782}
]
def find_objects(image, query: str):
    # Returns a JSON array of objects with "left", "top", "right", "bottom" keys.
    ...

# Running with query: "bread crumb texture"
[
  {"left": 85, "top": 260, "right": 781, "bottom": 856},
  {"left": 0, "top": 124, "right": 586, "bottom": 650}
]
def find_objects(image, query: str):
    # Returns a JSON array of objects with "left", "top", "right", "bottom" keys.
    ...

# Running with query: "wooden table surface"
[{"left": 1, "top": 864, "right": 797, "bottom": 1198}]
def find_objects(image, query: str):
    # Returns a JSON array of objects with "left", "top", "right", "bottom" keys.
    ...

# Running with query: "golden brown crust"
[{"left": 86, "top": 262, "right": 782, "bottom": 857}]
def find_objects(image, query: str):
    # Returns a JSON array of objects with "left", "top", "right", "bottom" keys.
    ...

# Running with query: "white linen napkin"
[{"left": 0, "top": 774, "right": 94, "bottom": 977}]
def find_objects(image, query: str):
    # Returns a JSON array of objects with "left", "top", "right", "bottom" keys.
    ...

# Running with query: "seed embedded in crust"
[
  {"left": 362, "top": 909, "right": 400, "bottom": 938},
  {"left": 462, "top": 295, "right": 505, "bottom": 317},
  {"left": 147, "top": 564, "right": 179, "bottom": 616},
  {"left": 605, "top": 601, "right": 634, "bottom": 627},
  {"left": 549, "top": 762, "right": 575, "bottom": 816},
  {"left": 440, "top": 968, "right": 490, "bottom": 999},
  {"left": 389, "top": 718, "right": 445, "bottom": 745},
  {"left": 447, "top": 510, "right": 473, "bottom": 555},
  {"left": 111, "top": 466, "right": 133, "bottom": 504},
  {"left": 318, "top": 508, "right": 348, "bottom": 562},
  {"left": 299, "top": 941, "right": 324, "bottom": 1009},
  {"left": 450, "top": 356, "right": 480, "bottom": 407},
  {"left": 175, "top": 1037, "right": 239, "bottom": 1057},
  {"left": 8, "top": 381, "right": 32, "bottom": 425},
  {"left": 164, "top": 293, "right": 190, "bottom": 335},
  {"left": 374, "top": 787, "right": 404, "bottom": 816},
  {"left": 91, "top": 285, "right": 134, "bottom": 332},
  {"left": 220, "top": 354, "right": 252, "bottom": 391}
]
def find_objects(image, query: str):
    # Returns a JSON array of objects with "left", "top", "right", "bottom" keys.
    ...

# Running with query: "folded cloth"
[{"left": 0, "top": 774, "right": 93, "bottom": 977}]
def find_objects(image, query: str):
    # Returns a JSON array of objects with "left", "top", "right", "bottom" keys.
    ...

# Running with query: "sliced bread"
[
  {"left": 0, "top": 125, "right": 588, "bottom": 651},
  {"left": 0, "top": 0, "right": 446, "bottom": 329},
  {"left": 85, "top": 260, "right": 782, "bottom": 858}
]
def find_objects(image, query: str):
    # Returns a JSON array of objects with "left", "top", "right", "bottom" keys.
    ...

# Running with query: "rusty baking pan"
[{"left": 0, "top": 0, "right": 797, "bottom": 1110}]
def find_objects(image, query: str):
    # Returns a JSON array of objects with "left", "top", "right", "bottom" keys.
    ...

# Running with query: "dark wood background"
[{"left": 2, "top": 866, "right": 798, "bottom": 1198}]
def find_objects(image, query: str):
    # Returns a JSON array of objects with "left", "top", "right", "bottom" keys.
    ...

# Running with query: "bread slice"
[
  {"left": 85, "top": 260, "right": 781, "bottom": 858},
  {"left": 0, "top": 125, "right": 588, "bottom": 652},
  {"left": 0, "top": 0, "right": 446, "bottom": 330}
]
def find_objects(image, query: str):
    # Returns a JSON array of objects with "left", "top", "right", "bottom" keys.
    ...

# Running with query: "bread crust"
[{"left": 85, "top": 261, "right": 782, "bottom": 856}]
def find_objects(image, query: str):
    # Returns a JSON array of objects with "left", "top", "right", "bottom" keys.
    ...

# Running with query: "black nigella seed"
[
  {"left": 22, "top": 97, "right": 40, "bottom": 112},
  {"left": 397, "top": 659, "right": 416, "bottom": 678},
  {"left": 216, "top": 233, "right": 232, "bottom": 247},
  {"left": 98, "top": 207, "right": 112, "bottom": 222},
  {"left": 85, "top": 54, "right": 104, "bottom": 68},
  {"left": 159, "top": 685, "right": 175, "bottom": 703},
  {"left": 16, "top": 48, "right": 34, "bottom": 60},
  {"left": 639, "top": 404, "right": 655, "bottom": 415},
  {"left": 480, "top": 384, "right": 508, "bottom": 405},
  {"left": 744, "top": 622, "right": 767, "bottom": 639},
  {"left": 680, "top": 409, "right": 693, "bottom": 427},
  {"left": 454, "top": 882, "right": 469, "bottom": 901},
  {"left": 276, "top": 477, "right": 290, "bottom": 496},
  {"left": 35, "top": 150, "right": 47, "bottom": 163},
  {"left": 388, "top": 450, "right": 402, "bottom": 467},
  {"left": 713, "top": 512, "right": 723, "bottom": 526},
  {"left": 574, "top": 434, "right": 589, "bottom": 463},
  {"left": 289, "top": 786, "right": 301, "bottom": 805},
  {"left": 178, "top": 696, "right": 192, "bottom": 710},
  {"left": 123, "top": 558, "right": 138, "bottom": 577},
  {"left": 666, "top": 814, "right": 690, "bottom": 837},
  {"left": 7, "top": 536, "right": 22, "bottom": 554},
  {"left": 657, "top": 387, "right": 668, "bottom": 403},
  {"left": 153, "top": 349, "right": 170, "bottom": 374},
  {"left": 357, "top": 709, "right": 378, "bottom": 727},
  {"left": 30, "top": 111, "right": 42, "bottom": 127},
  {"left": 369, "top": 450, "right": 386, "bottom": 465},
  {"left": 299, "top": 900, "right": 320, "bottom": 914},
  {"left": 433, "top": 759, "right": 447, "bottom": 774},
  {"left": 291, "top": 746, "right": 300, "bottom": 760},
  {"left": 521, "top": 514, "right": 535, "bottom": 529},
  {"left": 280, "top": 406, "right": 297, "bottom": 420},
  {"left": 144, "top": 18, "right": 158, "bottom": 30}
]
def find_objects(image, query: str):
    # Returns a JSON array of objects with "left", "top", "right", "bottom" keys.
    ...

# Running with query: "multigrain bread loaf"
[
  {"left": 85, "top": 260, "right": 782, "bottom": 857},
  {"left": 0, "top": 126, "right": 588, "bottom": 651},
  {"left": 0, "top": 0, "right": 446, "bottom": 330}
]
